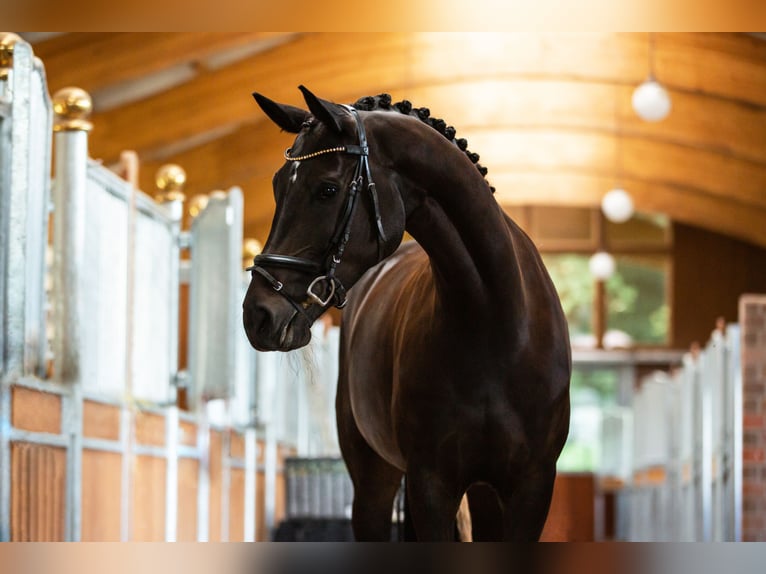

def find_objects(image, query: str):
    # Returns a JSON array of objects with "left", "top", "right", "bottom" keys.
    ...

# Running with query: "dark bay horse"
[{"left": 243, "top": 86, "right": 571, "bottom": 541}]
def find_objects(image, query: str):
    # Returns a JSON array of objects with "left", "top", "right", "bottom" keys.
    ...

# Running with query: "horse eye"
[{"left": 318, "top": 183, "right": 339, "bottom": 200}]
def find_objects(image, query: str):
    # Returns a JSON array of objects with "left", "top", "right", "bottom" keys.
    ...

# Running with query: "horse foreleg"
[
  {"left": 337, "top": 404, "right": 401, "bottom": 540},
  {"left": 498, "top": 465, "right": 556, "bottom": 542},
  {"left": 405, "top": 469, "right": 464, "bottom": 541},
  {"left": 348, "top": 458, "right": 402, "bottom": 541}
]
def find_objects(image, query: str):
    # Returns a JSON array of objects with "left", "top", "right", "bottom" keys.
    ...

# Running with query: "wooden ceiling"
[{"left": 19, "top": 32, "right": 766, "bottom": 247}]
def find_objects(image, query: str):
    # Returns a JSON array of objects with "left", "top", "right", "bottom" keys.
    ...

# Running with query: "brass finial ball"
[
  {"left": 188, "top": 194, "right": 209, "bottom": 219},
  {"left": 52, "top": 87, "right": 93, "bottom": 132},
  {"left": 0, "top": 32, "right": 22, "bottom": 68},
  {"left": 243, "top": 238, "right": 263, "bottom": 262},
  {"left": 155, "top": 164, "right": 187, "bottom": 193}
]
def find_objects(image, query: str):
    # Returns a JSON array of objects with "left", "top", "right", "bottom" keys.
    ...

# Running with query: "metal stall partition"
[
  {"left": 628, "top": 323, "right": 744, "bottom": 542},
  {"left": 51, "top": 84, "right": 187, "bottom": 541},
  {"left": 186, "top": 187, "right": 257, "bottom": 541},
  {"left": 630, "top": 373, "right": 674, "bottom": 541},
  {"left": 699, "top": 323, "right": 742, "bottom": 541},
  {"left": 674, "top": 353, "right": 697, "bottom": 541},
  {"left": 187, "top": 187, "right": 243, "bottom": 410},
  {"left": 0, "top": 35, "right": 55, "bottom": 542},
  {"left": 598, "top": 404, "right": 633, "bottom": 539},
  {"left": 725, "top": 324, "right": 742, "bottom": 542},
  {"left": 0, "top": 35, "right": 51, "bottom": 383}
]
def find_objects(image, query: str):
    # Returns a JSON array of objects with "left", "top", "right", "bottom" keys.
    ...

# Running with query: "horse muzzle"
[{"left": 242, "top": 299, "right": 311, "bottom": 352}]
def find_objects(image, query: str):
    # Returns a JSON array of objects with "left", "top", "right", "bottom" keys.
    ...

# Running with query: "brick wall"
[{"left": 740, "top": 295, "right": 766, "bottom": 541}]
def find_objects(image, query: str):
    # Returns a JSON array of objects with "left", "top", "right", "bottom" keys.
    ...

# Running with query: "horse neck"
[{"left": 380, "top": 122, "right": 527, "bottom": 327}]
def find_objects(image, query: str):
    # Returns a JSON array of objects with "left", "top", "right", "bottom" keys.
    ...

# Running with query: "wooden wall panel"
[
  {"left": 230, "top": 432, "right": 245, "bottom": 460},
  {"left": 177, "top": 458, "right": 199, "bottom": 541},
  {"left": 672, "top": 222, "right": 766, "bottom": 348},
  {"left": 10, "top": 443, "right": 66, "bottom": 541},
  {"left": 540, "top": 473, "right": 596, "bottom": 542},
  {"left": 82, "top": 400, "right": 121, "bottom": 441},
  {"left": 208, "top": 430, "right": 223, "bottom": 541},
  {"left": 81, "top": 449, "right": 122, "bottom": 541},
  {"left": 228, "top": 468, "right": 245, "bottom": 541},
  {"left": 275, "top": 468, "right": 287, "bottom": 533},
  {"left": 134, "top": 412, "right": 165, "bottom": 447},
  {"left": 11, "top": 388, "right": 61, "bottom": 434},
  {"left": 179, "top": 420, "right": 197, "bottom": 447},
  {"left": 254, "top": 469, "right": 288, "bottom": 541},
  {"left": 256, "top": 471, "right": 266, "bottom": 541},
  {"left": 131, "top": 455, "right": 166, "bottom": 541}
]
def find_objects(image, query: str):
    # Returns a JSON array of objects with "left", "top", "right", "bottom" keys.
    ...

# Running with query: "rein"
[{"left": 246, "top": 105, "right": 386, "bottom": 319}]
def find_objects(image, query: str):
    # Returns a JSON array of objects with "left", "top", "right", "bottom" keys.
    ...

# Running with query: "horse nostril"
[
  {"left": 254, "top": 306, "right": 271, "bottom": 337},
  {"left": 244, "top": 303, "right": 273, "bottom": 341}
]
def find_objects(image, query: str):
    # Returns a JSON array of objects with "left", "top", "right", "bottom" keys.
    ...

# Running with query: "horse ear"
[
  {"left": 252, "top": 92, "right": 309, "bottom": 134},
  {"left": 298, "top": 85, "right": 344, "bottom": 133}
]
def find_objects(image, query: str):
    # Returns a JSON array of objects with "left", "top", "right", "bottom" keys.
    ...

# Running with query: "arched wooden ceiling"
[{"left": 21, "top": 32, "right": 766, "bottom": 247}]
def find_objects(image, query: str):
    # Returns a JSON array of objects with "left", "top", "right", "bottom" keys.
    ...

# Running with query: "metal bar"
[
  {"left": 121, "top": 177, "right": 136, "bottom": 540},
  {"left": 220, "top": 427, "right": 231, "bottom": 542},
  {"left": 244, "top": 427, "right": 256, "bottom": 542},
  {"left": 80, "top": 392, "right": 126, "bottom": 407},
  {"left": 178, "top": 409, "right": 198, "bottom": 424},
  {"left": 225, "top": 457, "right": 284, "bottom": 474},
  {"left": 700, "top": 359, "right": 713, "bottom": 541},
  {"left": 264, "top": 422, "right": 277, "bottom": 537},
  {"left": 8, "top": 428, "right": 69, "bottom": 448},
  {"left": 52, "top": 128, "right": 87, "bottom": 387},
  {"left": 0, "top": 384, "right": 11, "bottom": 541},
  {"left": 131, "top": 443, "right": 200, "bottom": 460},
  {"left": 133, "top": 444, "right": 167, "bottom": 458},
  {"left": 81, "top": 437, "right": 123, "bottom": 454},
  {"left": 52, "top": 102, "right": 90, "bottom": 544},
  {"left": 12, "top": 376, "right": 69, "bottom": 396},
  {"left": 166, "top": 200, "right": 182, "bottom": 407},
  {"left": 227, "top": 458, "right": 247, "bottom": 470},
  {"left": 119, "top": 405, "right": 132, "bottom": 542},
  {"left": 164, "top": 406, "right": 178, "bottom": 542},
  {"left": 572, "top": 348, "right": 685, "bottom": 366},
  {"left": 63, "top": 383, "right": 83, "bottom": 541},
  {"left": 729, "top": 326, "right": 743, "bottom": 542},
  {"left": 196, "top": 408, "right": 210, "bottom": 542},
  {"left": 3, "top": 40, "right": 51, "bottom": 381}
]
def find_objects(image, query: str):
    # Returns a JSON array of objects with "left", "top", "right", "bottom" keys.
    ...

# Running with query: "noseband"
[{"left": 246, "top": 105, "right": 386, "bottom": 320}]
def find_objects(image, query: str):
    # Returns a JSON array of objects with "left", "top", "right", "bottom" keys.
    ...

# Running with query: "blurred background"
[{"left": 1, "top": 32, "right": 765, "bottom": 541}]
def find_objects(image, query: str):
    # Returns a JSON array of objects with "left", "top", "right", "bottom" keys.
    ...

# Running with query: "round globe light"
[
  {"left": 632, "top": 79, "right": 672, "bottom": 122},
  {"left": 601, "top": 188, "right": 634, "bottom": 223},
  {"left": 589, "top": 251, "right": 616, "bottom": 281}
]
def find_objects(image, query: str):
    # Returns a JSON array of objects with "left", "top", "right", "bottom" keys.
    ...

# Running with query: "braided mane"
[{"left": 352, "top": 93, "right": 495, "bottom": 194}]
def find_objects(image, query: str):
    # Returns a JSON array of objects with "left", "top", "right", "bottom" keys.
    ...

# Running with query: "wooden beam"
[
  {"left": 493, "top": 171, "right": 766, "bottom": 249},
  {"left": 466, "top": 129, "right": 766, "bottom": 210},
  {"left": 403, "top": 80, "right": 766, "bottom": 164},
  {"left": 656, "top": 33, "right": 766, "bottom": 107},
  {"left": 137, "top": 121, "right": 292, "bottom": 199},
  {"left": 32, "top": 32, "right": 294, "bottom": 96},
  {"left": 84, "top": 33, "right": 766, "bottom": 163},
  {"left": 88, "top": 33, "right": 414, "bottom": 162}
]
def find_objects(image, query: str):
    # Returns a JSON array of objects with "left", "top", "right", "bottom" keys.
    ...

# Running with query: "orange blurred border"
[{"left": 1, "top": 0, "right": 765, "bottom": 31}]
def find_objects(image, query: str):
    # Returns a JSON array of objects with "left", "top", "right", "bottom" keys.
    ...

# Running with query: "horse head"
[{"left": 243, "top": 86, "right": 405, "bottom": 351}]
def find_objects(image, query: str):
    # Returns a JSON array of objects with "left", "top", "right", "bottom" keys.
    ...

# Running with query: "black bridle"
[{"left": 246, "top": 105, "right": 386, "bottom": 320}]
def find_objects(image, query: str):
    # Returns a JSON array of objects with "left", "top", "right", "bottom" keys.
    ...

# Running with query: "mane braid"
[{"left": 352, "top": 94, "right": 496, "bottom": 194}]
